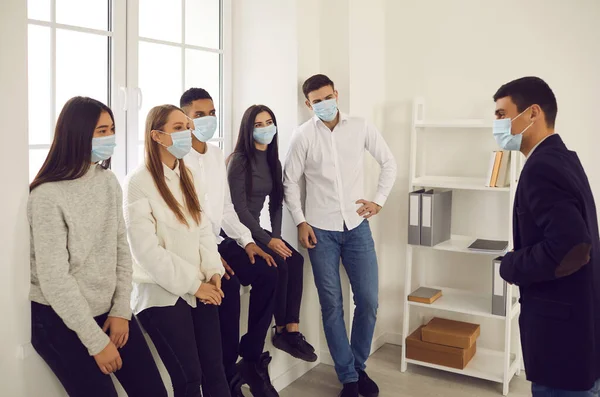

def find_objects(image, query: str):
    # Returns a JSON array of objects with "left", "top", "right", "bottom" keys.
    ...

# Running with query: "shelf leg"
[
  {"left": 400, "top": 246, "right": 413, "bottom": 373},
  {"left": 502, "top": 285, "right": 514, "bottom": 395},
  {"left": 516, "top": 318, "right": 523, "bottom": 377}
]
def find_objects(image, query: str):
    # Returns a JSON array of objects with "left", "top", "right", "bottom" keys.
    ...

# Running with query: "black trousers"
[
  {"left": 217, "top": 237, "right": 278, "bottom": 379},
  {"left": 137, "top": 298, "right": 231, "bottom": 397},
  {"left": 255, "top": 233, "right": 305, "bottom": 326},
  {"left": 31, "top": 302, "right": 167, "bottom": 397}
]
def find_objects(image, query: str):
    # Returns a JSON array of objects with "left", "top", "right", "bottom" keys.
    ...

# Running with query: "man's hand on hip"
[{"left": 356, "top": 199, "right": 381, "bottom": 219}]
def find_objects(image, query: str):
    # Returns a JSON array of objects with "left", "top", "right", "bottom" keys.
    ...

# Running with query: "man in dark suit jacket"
[{"left": 494, "top": 77, "right": 600, "bottom": 396}]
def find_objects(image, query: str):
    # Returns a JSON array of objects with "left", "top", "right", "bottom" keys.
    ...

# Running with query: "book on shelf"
[
  {"left": 408, "top": 287, "right": 442, "bottom": 304},
  {"left": 485, "top": 151, "right": 511, "bottom": 188},
  {"left": 468, "top": 239, "right": 508, "bottom": 252}
]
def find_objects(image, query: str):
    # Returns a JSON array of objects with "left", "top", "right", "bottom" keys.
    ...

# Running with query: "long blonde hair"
[{"left": 144, "top": 105, "right": 201, "bottom": 227}]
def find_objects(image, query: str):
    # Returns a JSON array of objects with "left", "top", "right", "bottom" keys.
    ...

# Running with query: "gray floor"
[{"left": 279, "top": 344, "right": 531, "bottom": 397}]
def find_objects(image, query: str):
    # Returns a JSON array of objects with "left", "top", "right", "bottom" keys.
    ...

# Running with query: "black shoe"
[
  {"left": 229, "top": 370, "right": 246, "bottom": 397},
  {"left": 357, "top": 370, "right": 379, "bottom": 397},
  {"left": 339, "top": 382, "right": 359, "bottom": 397},
  {"left": 239, "top": 353, "right": 279, "bottom": 397},
  {"left": 272, "top": 329, "right": 318, "bottom": 362}
]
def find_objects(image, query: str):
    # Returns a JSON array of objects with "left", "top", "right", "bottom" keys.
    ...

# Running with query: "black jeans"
[
  {"left": 137, "top": 298, "right": 231, "bottom": 397},
  {"left": 217, "top": 237, "right": 278, "bottom": 379},
  {"left": 31, "top": 302, "right": 167, "bottom": 397},
  {"left": 256, "top": 232, "right": 305, "bottom": 326}
]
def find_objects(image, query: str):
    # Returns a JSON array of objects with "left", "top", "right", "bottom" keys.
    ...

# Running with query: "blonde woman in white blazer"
[{"left": 123, "top": 104, "right": 231, "bottom": 397}]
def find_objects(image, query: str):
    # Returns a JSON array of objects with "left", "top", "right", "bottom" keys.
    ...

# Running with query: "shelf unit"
[{"left": 400, "top": 99, "right": 522, "bottom": 395}]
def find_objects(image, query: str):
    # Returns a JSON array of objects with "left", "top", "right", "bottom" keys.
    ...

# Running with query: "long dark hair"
[
  {"left": 145, "top": 105, "right": 201, "bottom": 227},
  {"left": 230, "top": 104, "right": 284, "bottom": 214},
  {"left": 30, "top": 96, "right": 113, "bottom": 191}
]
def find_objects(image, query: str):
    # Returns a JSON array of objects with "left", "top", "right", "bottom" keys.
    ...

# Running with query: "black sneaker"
[
  {"left": 239, "top": 353, "right": 279, "bottom": 397},
  {"left": 229, "top": 370, "right": 246, "bottom": 397},
  {"left": 272, "top": 329, "right": 318, "bottom": 362},
  {"left": 339, "top": 382, "right": 359, "bottom": 397},
  {"left": 357, "top": 370, "right": 379, "bottom": 397}
]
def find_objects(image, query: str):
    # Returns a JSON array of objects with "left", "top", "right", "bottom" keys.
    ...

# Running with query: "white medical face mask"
[{"left": 493, "top": 107, "right": 533, "bottom": 151}]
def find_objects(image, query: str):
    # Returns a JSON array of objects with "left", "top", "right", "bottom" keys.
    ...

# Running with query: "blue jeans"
[
  {"left": 533, "top": 379, "right": 600, "bottom": 397},
  {"left": 308, "top": 220, "right": 379, "bottom": 384}
]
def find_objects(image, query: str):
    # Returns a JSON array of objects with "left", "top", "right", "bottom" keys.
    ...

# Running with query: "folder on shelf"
[
  {"left": 492, "top": 256, "right": 507, "bottom": 316},
  {"left": 420, "top": 189, "right": 452, "bottom": 247},
  {"left": 408, "top": 189, "right": 425, "bottom": 245}
]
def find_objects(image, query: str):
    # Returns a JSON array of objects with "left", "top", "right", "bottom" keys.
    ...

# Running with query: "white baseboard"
[
  {"left": 386, "top": 332, "right": 404, "bottom": 346},
  {"left": 271, "top": 360, "right": 319, "bottom": 392}
]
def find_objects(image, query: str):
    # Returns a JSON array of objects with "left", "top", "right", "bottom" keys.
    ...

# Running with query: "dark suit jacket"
[{"left": 500, "top": 134, "right": 600, "bottom": 390}]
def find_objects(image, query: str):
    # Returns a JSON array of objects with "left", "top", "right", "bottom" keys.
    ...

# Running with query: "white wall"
[
  {"left": 0, "top": 1, "right": 34, "bottom": 395},
  {"left": 379, "top": 0, "right": 600, "bottom": 347},
  {"left": 6, "top": 0, "right": 600, "bottom": 394},
  {"left": 232, "top": 0, "right": 322, "bottom": 390}
]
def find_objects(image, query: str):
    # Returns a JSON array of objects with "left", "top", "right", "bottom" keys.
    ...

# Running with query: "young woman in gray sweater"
[
  {"left": 28, "top": 97, "right": 166, "bottom": 397},
  {"left": 227, "top": 105, "right": 317, "bottom": 365}
]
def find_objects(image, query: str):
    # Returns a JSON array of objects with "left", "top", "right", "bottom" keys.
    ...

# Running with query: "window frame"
[
  {"left": 125, "top": 0, "right": 232, "bottom": 175},
  {"left": 26, "top": 0, "right": 232, "bottom": 182}
]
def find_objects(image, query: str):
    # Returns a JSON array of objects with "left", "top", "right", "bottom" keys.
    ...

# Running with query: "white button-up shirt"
[
  {"left": 283, "top": 113, "right": 397, "bottom": 232},
  {"left": 184, "top": 143, "right": 254, "bottom": 248}
]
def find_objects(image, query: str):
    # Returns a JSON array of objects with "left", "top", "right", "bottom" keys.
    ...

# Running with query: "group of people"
[
  {"left": 28, "top": 71, "right": 600, "bottom": 397},
  {"left": 28, "top": 74, "right": 397, "bottom": 397}
]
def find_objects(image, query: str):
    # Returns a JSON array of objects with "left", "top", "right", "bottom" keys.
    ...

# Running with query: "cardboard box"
[
  {"left": 421, "top": 317, "right": 480, "bottom": 349},
  {"left": 406, "top": 326, "right": 476, "bottom": 370}
]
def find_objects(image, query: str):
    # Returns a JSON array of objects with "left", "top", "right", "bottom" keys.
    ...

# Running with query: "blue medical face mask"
[
  {"left": 493, "top": 107, "right": 534, "bottom": 151},
  {"left": 192, "top": 115, "right": 218, "bottom": 142},
  {"left": 158, "top": 129, "right": 192, "bottom": 159},
  {"left": 312, "top": 98, "right": 338, "bottom": 122},
  {"left": 91, "top": 135, "right": 116, "bottom": 163},
  {"left": 253, "top": 124, "right": 277, "bottom": 145}
]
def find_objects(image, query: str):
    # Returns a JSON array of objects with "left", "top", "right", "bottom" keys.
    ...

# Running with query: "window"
[
  {"left": 27, "top": 0, "right": 230, "bottom": 181},
  {"left": 126, "top": 0, "right": 227, "bottom": 172}
]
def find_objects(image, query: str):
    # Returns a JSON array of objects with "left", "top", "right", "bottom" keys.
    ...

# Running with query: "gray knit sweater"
[{"left": 28, "top": 165, "right": 133, "bottom": 355}]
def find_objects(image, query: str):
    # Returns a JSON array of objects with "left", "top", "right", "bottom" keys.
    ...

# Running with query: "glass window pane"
[
  {"left": 29, "top": 148, "right": 50, "bottom": 182},
  {"left": 185, "top": 49, "right": 220, "bottom": 134},
  {"left": 185, "top": 0, "right": 220, "bottom": 49},
  {"left": 28, "top": 0, "right": 51, "bottom": 21},
  {"left": 28, "top": 25, "right": 52, "bottom": 145},
  {"left": 56, "top": 0, "right": 108, "bottom": 31},
  {"left": 56, "top": 29, "right": 109, "bottom": 118},
  {"left": 138, "top": 42, "right": 182, "bottom": 139},
  {"left": 139, "top": 0, "right": 182, "bottom": 43}
]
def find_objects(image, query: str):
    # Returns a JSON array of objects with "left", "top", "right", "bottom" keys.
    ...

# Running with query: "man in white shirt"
[
  {"left": 181, "top": 88, "right": 280, "bottom": 397},
  {"left": 283, "top": 75, "right": 397, "bottom": 397}
]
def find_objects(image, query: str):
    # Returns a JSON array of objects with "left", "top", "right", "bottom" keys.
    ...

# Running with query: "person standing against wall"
[
  {"left": 180, "top": 88, "right": 280, "bottom": 397},
  {"left": 227, "top": 105, "right": 318, "bottom": 372},
  {"left": 28, "top": 97, "right": 167, "bottom": 397},
  {"left": 124, "top": 104, "right": 231, "bottom": 397},
  {"left": 494, "top": 77, "right": 600, "bottom": 397},
  {"left": 283, "top": 74, "right": 397, "bottom": 397}
]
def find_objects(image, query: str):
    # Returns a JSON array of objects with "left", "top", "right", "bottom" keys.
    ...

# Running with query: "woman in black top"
[{"left": 227, "top": 105, "right": 316, "bottom": 363}]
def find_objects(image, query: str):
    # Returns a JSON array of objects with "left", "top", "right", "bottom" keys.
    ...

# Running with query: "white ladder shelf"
[{"left": 399, "top": 98, "right": 523, "bottom": 396}]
